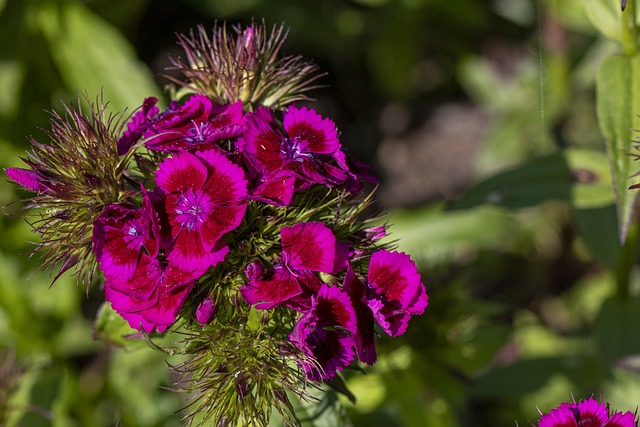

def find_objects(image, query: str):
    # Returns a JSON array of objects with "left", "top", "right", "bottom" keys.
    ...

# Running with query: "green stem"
[
  {"left": 615, "top": 221, "right": 638, "bottom": 299},
  {"left": 622, "top": 0, "right": 639, "bottom": 55}
]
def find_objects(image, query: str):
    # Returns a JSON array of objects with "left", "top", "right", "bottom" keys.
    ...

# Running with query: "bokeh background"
[{"left": 1, "top": 0, "right": 638, "bottom": 426}]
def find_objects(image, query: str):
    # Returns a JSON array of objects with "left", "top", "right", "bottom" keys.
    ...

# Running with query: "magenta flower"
[
  {"left": 145, "top": 95, "right": 244, "bottom": 152},
  {"left": 240, "top": 106, "right": 348, "bottom": 188},
  {"left": 104, "top": 253, "right": 223, "bottom": 333},
  {"left": 117, "top": 97, "right": 159, "bottom": 155},
  {"left": 538, "top": 398, "right": 636, "bottom": 427},
  {"left": 289, "top": 283, "right": 357, "bottom": 381},
  {"left": 92, "top": 191, "right": 159, "bottom": 281},
  {"left": 240, "top": 222, "right": 336, "bottom": 310},
  {"left": 155, "top": 149, "right": 247, "bottom": 272},
  {"left": 366, "top": 250, "right": 428, "bottom": 337}
]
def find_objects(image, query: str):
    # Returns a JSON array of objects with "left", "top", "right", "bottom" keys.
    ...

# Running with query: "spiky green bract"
[
  {"left": 168, "top": 21, "right": 324, "bottom": 111},
  {"left": 9, "top": 97, "right": 131, "bottom": 286},
  {"left": 172, "top": 321, "right": 316, "bottom": 427},
  {"left": 172, "top": 185, "right": 388, "bottom": 427}
]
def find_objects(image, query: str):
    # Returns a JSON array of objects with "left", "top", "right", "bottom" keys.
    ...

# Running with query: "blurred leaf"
[
  {"left": 595, "top": 296, "right": 640, "bottom": 367},
  {"left": 94, "top": 302, "right": 145, "bottom": 351},
  {"left": 4, "top": 357, "right": 46, "bottom": 427},
  {"left": 108, "top": 349, "right": 182, "bottom": 426},
  {"left": 0, "top": 60, "right": 24, "bottom": 119},
  {"left": 453, "top": 149, "right": 614, "bottom": 210},
  {"left": 326, "top": 375, "right": 356, "bottom": 404},
  {"left": 471, "top": 357, "right": 575, "bottom": 399},
  {"left": 34, "top": 1, "right": 161, "bottom": 112},
  {"left": 574, "top": 205, "right": 621, "bottom": 270},
  {"left": 596, "top": 54, "right": 640, "bottom": 242},
  {"left": 583, "top": 0, "right": 623, "bottom": 43},
  {"left": 275, "top": 387, "right": 354, "bottom": 427},
  {"left": 385, "top": 205, "right": 532, "bottom": 261}
]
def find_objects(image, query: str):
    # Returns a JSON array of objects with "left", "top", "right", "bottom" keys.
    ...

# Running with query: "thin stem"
[
  {"left": 622, "top": 0, "right": 638, "bottom": 55},
  {"left": 616, "top": 221, "right": 638, "bottom": 299}
]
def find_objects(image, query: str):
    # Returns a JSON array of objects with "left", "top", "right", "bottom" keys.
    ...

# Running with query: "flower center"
[
  {"left": 281, "top": 137, "right": 308, "bottom": 162},
  {"left": 174, "top": 190, "right": 211, "bottom": 231},
  {"left": 186, "top": 121, "right": 214, "bottom": 145}
]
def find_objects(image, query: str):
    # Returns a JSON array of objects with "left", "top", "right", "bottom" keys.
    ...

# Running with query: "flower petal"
[
  {"left": 240, "top": 265, "right": 303, "bottom": 310},
  {"left": 281, "top": 222, "right": 336, "bottom": 273},
  {"left": 367, "top": 250, "right": 427, "bottom": 313},
  {"left": 538, "top": 407, "right": 578, "bottom": 427},
  {"left": 283, "top": 106, "right": 339, "bottom": 155},
  {"left": 606, "top": 411, "right": 637, "bottom": 427}
]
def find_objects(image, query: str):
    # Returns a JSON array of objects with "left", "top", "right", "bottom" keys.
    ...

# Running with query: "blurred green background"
[{"left": 1, "top": 0, "right": 639, "bottom": 425}]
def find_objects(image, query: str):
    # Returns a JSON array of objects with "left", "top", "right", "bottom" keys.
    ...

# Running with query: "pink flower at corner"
[
  {"left": 538, "top": 398, "right": 637, "bottom": 427},
  {"left": 155, "top": 149, "right": 247, "bottom": 273},
  {"left": 289, "top": 283, "right": 357, "bottom": 381}
]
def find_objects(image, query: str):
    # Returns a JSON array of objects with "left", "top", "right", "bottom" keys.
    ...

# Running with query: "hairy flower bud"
[{"left": 168, "top": 21, "right": 324, "bottom": 110}]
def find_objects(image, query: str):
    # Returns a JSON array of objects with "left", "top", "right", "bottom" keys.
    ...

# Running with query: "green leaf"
[
  {"left": 325, "top": 375, "right": 357, "bottom": 404},
  {"left": 35, "top": 1, "right": 161, "bottom": 112},
  {"left": 596, "top": 54, "right": 640, "bottom": 242},
  {"left": 385, "top": 205, "right": 532, "bottom": 261},
  {"left": 583, "top": 0, "right": 624, "bottom": 43},
  {"left": 574, "top": 206, "right": 621, "bottom": 270},
  {"left": 471, "top": 357, "right": 578, "bottom": 399},
  {"left": 270, "top": 387, "right": 354, "bottom": 427},
  {"left": 452, "top": 149, "right": 614, "bottom": 210},
  {"left": 93, "top": 302, "right": 145, "bottom": 350},
  {"left": 595, "top": 296, "right": 640, "bottom": 367},
  {"left": 0, "top": 60, "right": 23, "bottom": 118}
]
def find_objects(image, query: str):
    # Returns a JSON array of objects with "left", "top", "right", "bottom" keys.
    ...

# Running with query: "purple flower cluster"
[
  {"left": 7, "top": 89, "right": 428, "bottom": 381},
  {"left": 241, "top": 222, "right": 427, "bottom": 379},
  {"left": 5, "top": 21, "right": 428, "bottom": 424},
  {"left": 538, "top": 398, "right": 636, "bottom": 427}
]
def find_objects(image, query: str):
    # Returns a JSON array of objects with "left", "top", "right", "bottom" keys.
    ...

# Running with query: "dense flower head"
[
  {"left": 6, "top": 21, "right": 428, "bottom": 427},
  {"left": 538, "top": 398, "right": 637, "bottom": 427}
]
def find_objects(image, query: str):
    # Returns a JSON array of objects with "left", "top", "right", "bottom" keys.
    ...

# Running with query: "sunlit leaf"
[
  {"left": 453, "top": 149, "right": 614, "bottom": 210},
  {"left": 596, "top": 54, "right": 640, "bottom": 242},
  {"left": 94, "top": 302, "right": 145, "bottom": 351},
  {"left": 34, "top": 1, "right": 161, "bottom": 112},
  {"left": 385, "top": 204, "right": 532, "bottom": 261},
  {"left": 583, "top": 0, "right": 624, "bottom": 43}
]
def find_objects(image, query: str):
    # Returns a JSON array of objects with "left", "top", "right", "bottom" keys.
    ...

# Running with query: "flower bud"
[{"left": 196, "top": 297, "right": 217, "bottom": 324}]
